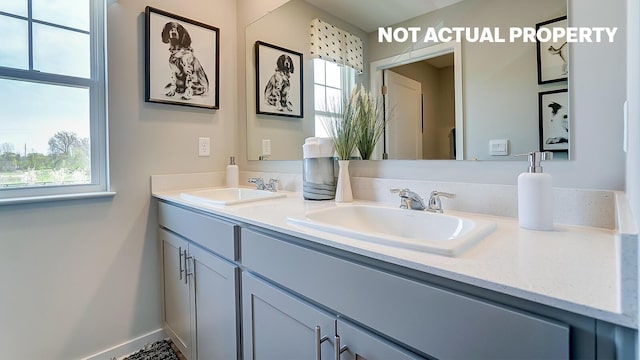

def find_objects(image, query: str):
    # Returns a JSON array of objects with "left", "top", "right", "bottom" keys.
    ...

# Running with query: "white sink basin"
[
  {"left": 180, "top": 187, "right": 286, "bottom": 206},
  {"left": 288, "top": 205, "right": 496, "bottom": 256}
]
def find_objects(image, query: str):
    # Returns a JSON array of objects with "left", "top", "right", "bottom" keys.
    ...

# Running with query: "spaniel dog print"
[
  {"left": 264, "top": 54, "right": 294, "bottom": 112},
  {"left": 545, "top": 101, "right": 569, "bottom": 145},
  {"left": 161, "top": 22, "right": 209, "bottom": 100}
]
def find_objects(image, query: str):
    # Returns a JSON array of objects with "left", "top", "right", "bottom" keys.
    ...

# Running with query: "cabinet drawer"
[
  {"left": 241, "top": 229, "right": 569, "bottom": 359},
  {"left": 159, "top": 202, "right": 238, "bottom": 261}
]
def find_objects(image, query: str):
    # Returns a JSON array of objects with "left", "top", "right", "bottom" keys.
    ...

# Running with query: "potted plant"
[{"left": 322, "top": 88, "right": 360, "bottom": 202}]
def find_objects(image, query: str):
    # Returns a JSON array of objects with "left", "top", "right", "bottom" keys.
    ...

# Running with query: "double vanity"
[{"left": 152, "top": 175, "right": 637, "bottom": 360}]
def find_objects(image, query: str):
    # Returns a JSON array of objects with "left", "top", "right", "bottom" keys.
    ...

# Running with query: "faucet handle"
[
  {"left": 266, "top": 178, "right": 280, "bottom": 192},
  {"left": 427, "top": 191, "right": 456, "bottom": 213},
  {"left": 248, "top": 177, "right": 266, "bottom": 190},
  {"left": 429, "top": 191, "right": 456, "bottom": 199},
  {"left": 390, "top": 188, "right": 410, "bottom": 196}
]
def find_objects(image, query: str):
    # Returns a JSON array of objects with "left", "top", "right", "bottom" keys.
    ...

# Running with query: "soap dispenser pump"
[
  {"left": 226, "top": 156, "right": 239, "bottom": 188},
  {"left": 517, "top": 151, "right": 553, "bottom": 231}
]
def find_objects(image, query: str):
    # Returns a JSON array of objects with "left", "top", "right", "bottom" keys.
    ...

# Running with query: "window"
[
  {"left": 0, "top": 0, "right": 109, "bottom": 202},
  {"left": 313, "top": 58, "right": 355, "bottom": 137}
]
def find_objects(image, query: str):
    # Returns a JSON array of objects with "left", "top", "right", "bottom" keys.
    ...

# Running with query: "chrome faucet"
[
  {"left": 390, "top": 188, "right": 427, "bottom": 210},
  {"left": 426, "top": 191, "right": 456, "bottom": 213},
  {"left": 248, "top": 177, "right": 279, "bottom": 192}
]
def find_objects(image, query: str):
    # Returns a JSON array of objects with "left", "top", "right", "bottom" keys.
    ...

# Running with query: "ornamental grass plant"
[
  {"left": 352, "top": 84, "right": 384, "bottom": 160},
  {"left": 322, "top": 84, "right": 384, "bottom": 160}
]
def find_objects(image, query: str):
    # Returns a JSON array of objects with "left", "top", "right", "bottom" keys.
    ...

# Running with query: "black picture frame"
[
  {"left": 538, "top": 89, "right": 569, "bottom": 152},
  {"left": 536, "top": 16, "right": 568, "bottom": 84},
  {"left": 145, "top": 6, "right": 219, "bottom": 109},
  {"left": 255, "top": 41, "right": 303, "bottom": 118}
]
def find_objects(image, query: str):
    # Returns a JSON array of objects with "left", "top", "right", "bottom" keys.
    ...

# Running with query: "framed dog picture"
[
  {"left": 536, "top": 16, "right": 568, "bottom": 84},
  {"left": 255, "top": 41, "right": 303, "bottom": 118},
  {"left": 145, "top": 7, "right": 219, "bottom": 109},
  {"left": 538, "top": 89, "right": 569, "bottom": 152}
]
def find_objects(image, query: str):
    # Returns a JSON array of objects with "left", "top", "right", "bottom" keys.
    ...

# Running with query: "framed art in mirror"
[
  {"left": 536, "top": 16, "right": 568, "bottom": 84},
  {"left": 538, "top": 89, "right": 569, "bottom": 152},
  {"left": 255, "top": 41, "right": 303, "bottom": 118},
  {"left": 145, "top": 6, "right": 220, "bottom": 109}
]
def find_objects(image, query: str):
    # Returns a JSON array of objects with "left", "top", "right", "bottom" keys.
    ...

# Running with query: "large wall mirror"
[{"left": 246, "top": 0, "right": 568, "bottom": 161}]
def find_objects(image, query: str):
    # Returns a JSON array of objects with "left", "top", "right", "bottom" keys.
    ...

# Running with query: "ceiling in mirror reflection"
[
  {"left": 304, "top": 0, "right": 465, "bottom": 32},
  {"left": 245, "top": 0, "right": 568, "bottom": 161}
]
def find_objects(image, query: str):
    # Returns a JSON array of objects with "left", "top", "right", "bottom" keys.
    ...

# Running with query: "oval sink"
[
  {"left": 180, "top": 187, "right": 286, "bottom": 206},
  {"left": 288, "top": 205, "right": 496, "bottom": 256}
]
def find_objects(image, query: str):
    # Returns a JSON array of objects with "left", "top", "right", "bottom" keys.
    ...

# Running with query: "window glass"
[
  {"left": 0, "top": 0, "right": 27, "bottom": 17},
  {"left": 0, "top": 15, "right": 28, "bottom": 69},
  {"left": 0, "top": 78, "right": 91, "bottom": 188},
  {"left": 32, "top": 0, "right": 89, "bottom": 31},
  {"left": 313, "top": 58, "right": 355, "bottom": 137},
  {"left": 314, "top": 59, "right": 325, "bottom": 86},
  {"left": 325, "top": 61, "right": 341, "bottom": 88},
  {"left": 33, "top": 23, "right": 90, "bottom": 78},
  {"left": 314, "top": 84, "right": 326, "bottom": 112}
]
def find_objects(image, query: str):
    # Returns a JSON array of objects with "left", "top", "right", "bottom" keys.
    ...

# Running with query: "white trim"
[
  {"left": 0, "top": 191, "right": 115, "bottom": 206},
  {"left": 80, "top": 328, "right": 166, "bottom": 360},
  {"left": 370, "top": 42, "right": 464, "bottom": 160}
]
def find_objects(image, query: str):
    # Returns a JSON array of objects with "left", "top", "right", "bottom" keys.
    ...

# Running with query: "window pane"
[
  {"left": 0, "top": 78, "right": 91, "bottom": 188},
  {"left": 315, "top": 115, "right": 331, "bottom": 138},
  {"left": 314, "top": 84, "right": 326, "bottom": 112},
  {"left": 33, "top": 0, "right": 89, "bottom": 31},
  {"left": 326, "top": 88, "right": 342, "bottom": 111},
  {"left": 0, "top": 15, "right": 28, "bottom": 69},
  {"left": 0, "top": 0, "right": 27, "bottom": 17},
  {"left": 325, "top": 61, "right": 341, "bottom": 88},
  {"left": 313, "top": 58, "right": 325, "bottom": 85},
  {"left": 33, "top": 23, "right": 90, "bottom": 78}
]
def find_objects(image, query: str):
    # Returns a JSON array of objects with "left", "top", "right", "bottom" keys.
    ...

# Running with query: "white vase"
[{"left": 335, "top": 160, "right": 353, "bottom": 203}]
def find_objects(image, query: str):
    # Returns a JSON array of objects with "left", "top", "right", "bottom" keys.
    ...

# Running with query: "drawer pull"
[
  {"left": 178, "top": 246, "right": 184, "bottom": 280},
  {"left": 315, "top": 326, "right": 329, "bottom": 360},
  {"left": 334, "top": 335, "right": 348, "bottom": 360},
  {"left": 183, "top": 249, "right": 193, "bottom": 284}
]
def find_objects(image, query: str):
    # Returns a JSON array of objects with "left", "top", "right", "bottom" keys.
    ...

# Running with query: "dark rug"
[{"left": 122, "top": 340, "right": 180, "bottom": 360}]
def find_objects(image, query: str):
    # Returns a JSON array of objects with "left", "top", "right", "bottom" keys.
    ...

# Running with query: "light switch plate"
[
  {"left": 262, "top": 139, "right": 271, "bottom": 156},
  {"left": 489, "top": 139, "right": 508, "bottom": 156}
]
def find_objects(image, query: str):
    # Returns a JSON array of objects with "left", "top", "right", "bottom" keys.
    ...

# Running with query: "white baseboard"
[{"left": 81, "top": 328, "right": 166, "bottom": 360}]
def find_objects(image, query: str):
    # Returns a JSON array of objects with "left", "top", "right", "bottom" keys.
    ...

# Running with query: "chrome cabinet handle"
[
  {"left": 334, "top": 335, "right": 348, "bottom": 360},
  {"left": 178, "top": 246, "right": 184, "bottom": 280},
  {"left": 183, "top": 249, "right": 193, "bottom": 284},
  {"left": 315, "top": 326, "right": 329, "bottom": 360}
]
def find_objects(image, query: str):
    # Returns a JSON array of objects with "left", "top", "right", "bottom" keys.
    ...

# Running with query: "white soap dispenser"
[
  {"left": 226, "top": 156, "right": 239, "bottom": 188},
  {"left": 517, "top": 151, "right": 554, "bottom": 231}
]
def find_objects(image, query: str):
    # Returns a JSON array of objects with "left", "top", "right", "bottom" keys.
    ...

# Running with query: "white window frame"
[
  {"left": 0, "top": 0, "right": 111, "bottom": 204},
  {"left": 313, "top": 58, "right": 356, "bottom": 137}
]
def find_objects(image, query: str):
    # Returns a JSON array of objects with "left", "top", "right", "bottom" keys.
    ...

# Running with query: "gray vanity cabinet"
[
  {"left": 160, "top": 229, "right": 192, "bottom": 356},
  {"left": 158, "top": 202, "right": 240, "bottom": 360},
  {"left": 241, "top": 228, "right": 571, "bottom": 360},
  {"left": 242, "top": 272, "right": 422, "bottom": 360},
  {"left": 242, "top": 272, "right": 336, "bottom": 359}
]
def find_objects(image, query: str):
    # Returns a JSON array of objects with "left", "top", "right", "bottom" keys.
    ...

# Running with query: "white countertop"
[{"left": 153, "top": 187, "right": 636, "bottom": 329}]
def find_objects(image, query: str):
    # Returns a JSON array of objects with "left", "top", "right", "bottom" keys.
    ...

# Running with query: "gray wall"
[{"left": 0, "top": 0, "right": 238, "bottom": 358}]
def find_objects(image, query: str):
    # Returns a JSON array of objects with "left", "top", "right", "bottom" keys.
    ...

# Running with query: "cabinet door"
[
  {"left": 189, "top": 243, "right": 239, "bottom": 360},
  {"left": 336, "top": 319, "right": 424, "bottom": 360},
  {"left": 160, "top": 229, "right": 192, "bottom": 358},
  {"left": 242, "top": 272, "right": 335, "bottom": 360}
]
